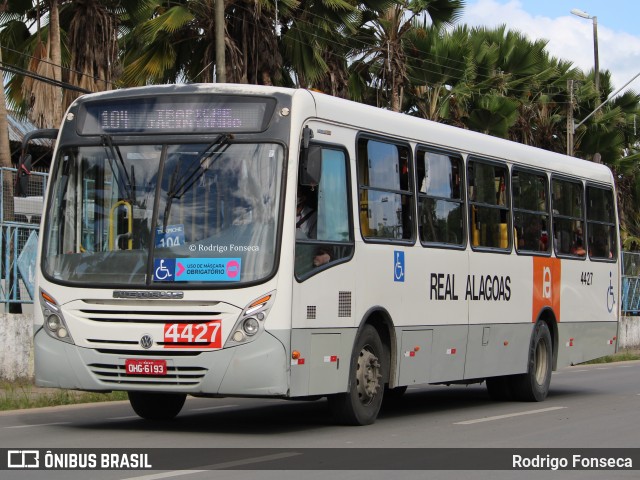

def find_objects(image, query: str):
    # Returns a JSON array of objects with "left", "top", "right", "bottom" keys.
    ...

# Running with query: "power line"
[
  {"left": 0, "top": 62, "right": 91, "bottom": 94},
  {"left": 2, "top": 45, "right": 116, "bottom": 89}
]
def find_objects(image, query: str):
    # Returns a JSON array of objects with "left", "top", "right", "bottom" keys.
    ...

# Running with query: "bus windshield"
[{"left": 43, "top": 140, "right": 284, "bottom": 286}]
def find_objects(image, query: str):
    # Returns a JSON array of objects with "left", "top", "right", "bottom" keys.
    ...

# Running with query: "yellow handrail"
[{"left": 108, "top": 200, "right": 133, "bottom": 250}]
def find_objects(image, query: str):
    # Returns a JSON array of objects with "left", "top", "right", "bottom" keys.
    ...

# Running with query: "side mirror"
[
  {"left": 15, "top": 154, "right": 32, "bottom": 197},
  {"left": 15, "top": 128, "right": 58, "bottom": 197},
  {"left": 300, "top": 145, "right": 322, "bottom": 186},
  {"left": 300, "top": 126, "right": 321, "bottom": 186}
]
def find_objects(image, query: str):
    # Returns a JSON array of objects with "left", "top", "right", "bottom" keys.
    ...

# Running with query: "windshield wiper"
[
  {"left": 101, "top": 134, "right": 133, "bottom": 201},
  {"left": 162, "top": 134, "right": 232, "bottom": 231}
]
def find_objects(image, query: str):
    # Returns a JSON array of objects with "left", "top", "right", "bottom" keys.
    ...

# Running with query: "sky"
[{"left": 459, "top": 0, "right": 640, "bottom": 95}]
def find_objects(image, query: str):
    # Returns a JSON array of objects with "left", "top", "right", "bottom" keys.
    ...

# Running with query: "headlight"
[
  {"left": 47, "top": 313, "right": 62, "bottom": 331},
  {"left": 39, "top": 290, "right": 75, "bottom": 344},
  {"left": 224, "top": 291, "right": 276, "bottom": 347},
  {"left": 242, "top": 318, "right": 260, "bottom": 336}
]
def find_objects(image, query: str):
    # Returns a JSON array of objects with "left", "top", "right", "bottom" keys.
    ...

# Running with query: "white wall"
[
  {"left": 618, "top": 316, "right": 640, "bottom": 350},
  {"left": 0, "top": 314, "right": 34, "bottom": 381}
]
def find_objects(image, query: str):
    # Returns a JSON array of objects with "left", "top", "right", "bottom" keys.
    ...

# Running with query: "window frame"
[
  {"left": 586, "top": 183, "right": 618, "bottom": 263},
  {"left": 356, "top": 133, "right": 416, "bottom": 245},
  {"left": 551, "top": 175, "right": 586, "bottom": 260},
  {"left": 511, "top": 166, "right": 551, "bottom": 257},
  {"left": 295, "top": 140, "right": 355, "bottom": 282},
  {"left": 415, "top": 145, "right": 466, "bottom": 250},
  {"left": 467, "top": 156, "right": 512, "bottom": 253}
]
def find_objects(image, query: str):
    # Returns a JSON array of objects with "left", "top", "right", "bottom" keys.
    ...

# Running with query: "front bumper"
[{"left": 34, "top": 327, "right": 289, "bottom": 396}]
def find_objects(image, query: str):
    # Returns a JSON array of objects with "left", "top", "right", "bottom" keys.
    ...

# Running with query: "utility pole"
[
  {"left": 567, "top": 79, "right": 574, "bottom": 157},
  {"left": 570, "top": 9, "right": 600, "bottom": 99},
  {"left": 215, "top": 0, "right": 226, "bottom": 83},
  {"left": 592, "top": 16, "right": 600, "bottom": 97}
]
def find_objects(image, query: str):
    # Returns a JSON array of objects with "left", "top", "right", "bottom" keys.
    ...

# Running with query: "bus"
[{"left": 26, "top": 84, "right": 620, "bottom": 425}]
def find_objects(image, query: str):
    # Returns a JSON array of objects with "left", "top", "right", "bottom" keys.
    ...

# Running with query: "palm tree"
[
  {"left": 350, "top": 0, "right": 463, "bottom": 111},
  {"left": 20, "top": 0, "right": 62, "bottom": 128},
  {"left": 282, "top": 0, "right": 355, "bottom": 94},
  {"left": 61, "top": 0, "right": 146, "bottom": 107},
  {"left": 120, "top": 0, "right": 203, "bottom": 85},
  {"left": 120, "top": 0, "right": 297, "bottom": 86},
  {"left": 281, "top": 0, "right": 391, "bottom": 97},
  {"left": 0, "top": 21, "right": 13, "bottom": 215},
  {"left": 403, "top": 24, "right": 472, "bottom": 123},
  {"left": 4, "top": 1, "right": 141, "bottom": 127}
]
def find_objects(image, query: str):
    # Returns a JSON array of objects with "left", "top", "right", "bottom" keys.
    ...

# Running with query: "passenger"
[
  {"left": 571, "top": 237, "right": 586, "bottom": 256},
  {"left": 296, "top": 186, "right": 331, "bottom": 268},
  {"left": 296, "top": 187, "right": 318, "bottom": 240}
]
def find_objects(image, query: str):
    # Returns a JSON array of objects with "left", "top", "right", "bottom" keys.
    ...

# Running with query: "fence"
[
  {"left": 0, "top": 167, "right": 47, "bottom": 307},
  {"left": 622, "top": 251, "right": 640, "bottom": 314}
]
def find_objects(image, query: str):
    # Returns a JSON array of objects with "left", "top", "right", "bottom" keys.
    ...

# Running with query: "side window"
[
  {"left": 295, "top": 147, "right": 353, "bottom": 278},
  {"left": 357, "top": 138, "right": 413, "bottom": 241},
  {"left": 416, "top": 149, "right": 464, "bottom": 246},
  {"left": 552, "top": 178, "right": 585, "bottom": 257},
  {"left": 587, "top": 186, "right": 617, "bottom": 260},
  {"left": 468, "top": 159, "right": 510, "bottom": 250},
  {"left": 512, "top": 169, "right": 550, "bottom": 254}
]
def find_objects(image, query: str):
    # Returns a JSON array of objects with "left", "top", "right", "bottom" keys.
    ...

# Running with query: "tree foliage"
[{"left": 3, "top": 0, "right": 640, "bottom": 244}]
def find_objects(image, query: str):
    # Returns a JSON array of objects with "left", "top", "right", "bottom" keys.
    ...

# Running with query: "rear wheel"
[
  {"left": 328, "top": 325, "right": 386, "bottom": 425},
  {"left": 128, "top": 392, "right": 186, "bottom": 420},
  {"left": 510, "top": 321, "right": 553, "bottom": 401}
]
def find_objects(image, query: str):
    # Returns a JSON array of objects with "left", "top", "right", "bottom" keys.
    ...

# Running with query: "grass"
[
  {"left": 581, "top": 348, "right": 640, "bottom": 365},
  {"left": 0, "top": 381, "right": 128, "bottom": 411}
]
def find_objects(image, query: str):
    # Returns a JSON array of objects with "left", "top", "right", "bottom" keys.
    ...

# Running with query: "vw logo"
[{"left": 140, "top": 334, "right": 154, "bottom": 349}]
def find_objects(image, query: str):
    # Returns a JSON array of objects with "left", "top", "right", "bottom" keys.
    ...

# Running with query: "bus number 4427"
[
  {"left": 163, "top": 321, "right": 222, "bottom": 348},
  {"left": 581, "top": 272, "right": 593, "bottom": 286}
]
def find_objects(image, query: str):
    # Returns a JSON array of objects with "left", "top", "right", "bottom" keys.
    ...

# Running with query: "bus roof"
[
  {"left": 304, "top": 89, "right": 614, "bottom": 186},
  {"left": 72, "top": 83, "right": 614, "bottom": 186}
]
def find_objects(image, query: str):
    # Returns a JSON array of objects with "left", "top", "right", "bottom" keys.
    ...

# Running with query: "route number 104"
[{"left": 163, "top": 320, "right": 222, "bottom": 348}]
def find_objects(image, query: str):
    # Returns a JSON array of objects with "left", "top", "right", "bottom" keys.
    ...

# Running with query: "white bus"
[{"left": 29, "top": 84, "right": 619, "bottom": 425}]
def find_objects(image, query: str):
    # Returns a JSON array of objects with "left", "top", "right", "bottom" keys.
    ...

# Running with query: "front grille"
[
  {"left": 88, "top": 363, "right": 207, "bottom": 386},
  {"left": 79, "top": 308, "right": 223, "bottom": 324},
  {"left": 94, "top": 349, "right": 202, "bottom": 356},
  {"left": 64, "top": 298, "right": 240, "bottom": 351}
]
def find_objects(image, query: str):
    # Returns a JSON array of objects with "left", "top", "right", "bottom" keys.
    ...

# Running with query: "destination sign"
[{"left": 78, "top": 95, "right": 276, "bottom": 135}]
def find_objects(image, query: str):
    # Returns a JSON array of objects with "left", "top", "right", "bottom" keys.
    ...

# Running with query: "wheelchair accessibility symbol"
[
  {"left": 394, "top": 251, "right": 405, "bottom": 283},
  {"left": 153, "top": 258, "right": 176, "bottom": 282},
  {"left": 607, "top": 271, "right": 616, "bottom": 313}
]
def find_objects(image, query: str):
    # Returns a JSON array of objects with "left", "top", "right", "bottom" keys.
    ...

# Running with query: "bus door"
[{"left": 290, "top": 137, "right": 355, "bottom": 396}]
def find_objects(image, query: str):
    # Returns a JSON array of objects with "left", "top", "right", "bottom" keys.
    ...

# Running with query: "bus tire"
[
  {"left": 328, "top": 325, "right": 385, "bottom": 425},
  {"left": 510, "top": 321, "right": 553, "bottom": 402},
  {"left": 486, "top": 376, "right": 513, "bottom": 401},
  {"left": 128, "top": 391, "right": 186, "bottom": 420}
]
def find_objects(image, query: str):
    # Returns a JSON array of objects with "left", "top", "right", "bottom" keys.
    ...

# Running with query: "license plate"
[{"left": 125, "top": 359, "right": 167, "bottom": 376}]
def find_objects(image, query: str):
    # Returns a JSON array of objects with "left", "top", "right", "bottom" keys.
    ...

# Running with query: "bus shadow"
[
  {"left": 380, "top": 382, "right": 594, "bottom": 420},
  {"left": 73, "top": 383, "right": 593, "bottom": 435}
]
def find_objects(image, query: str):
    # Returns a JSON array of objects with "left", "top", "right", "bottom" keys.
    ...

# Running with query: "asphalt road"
[{"left": 1, "top": 361, "right": 640, "bottom": 480}]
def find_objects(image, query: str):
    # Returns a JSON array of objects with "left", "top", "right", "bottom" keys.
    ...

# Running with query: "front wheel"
[
  {"left": 128, "top": 392, "right": 186, "bottom": 420},
  {"left": 510, "top": 321, "right": 553, "bottom": 402},
  {"left": 328, "top": 325, "right": 386, "bottom": 425}
]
